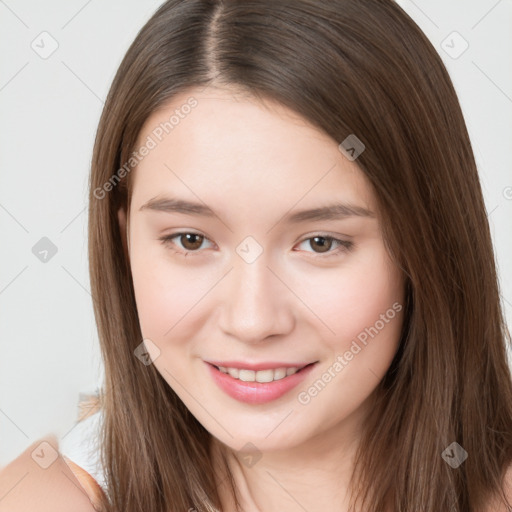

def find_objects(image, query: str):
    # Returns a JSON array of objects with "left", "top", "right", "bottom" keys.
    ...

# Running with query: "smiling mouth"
[{"left": 210, "top": 362, "right": 316, "bottom": 383}]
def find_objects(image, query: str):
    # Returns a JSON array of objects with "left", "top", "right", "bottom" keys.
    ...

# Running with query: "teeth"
[
  {"left": 226, "top": 367, "right": 239, "bottom": 379},
  {"left": 217, "top": 366, "right": 301, "bottom": 382}
]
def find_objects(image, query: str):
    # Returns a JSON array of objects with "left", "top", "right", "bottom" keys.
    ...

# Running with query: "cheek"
[
  {"left": 294, "top": 248, "right": 404, "bottom": 420},
  {"left": 294, "top": 241, "right": 404, "bottom": 350},
  {"left": 128, "top": 234, "right": 202, "bottom": 342}
]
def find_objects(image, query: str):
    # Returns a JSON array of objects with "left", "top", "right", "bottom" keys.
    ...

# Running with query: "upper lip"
[{"left": 205, "top": 360, "right": 317, "bottom": 371}]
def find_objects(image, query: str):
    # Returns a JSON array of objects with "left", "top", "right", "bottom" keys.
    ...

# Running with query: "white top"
[{"left": 59, "top": 409, "right": 106, "bottom": 492}]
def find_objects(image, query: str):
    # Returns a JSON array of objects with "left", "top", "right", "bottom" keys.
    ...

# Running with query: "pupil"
[
  {"left": 183, "top": 233, "right": 202, "bottom": 250},
  {"left": 312, "top": 236, "right": 330, "bottom": 253}
]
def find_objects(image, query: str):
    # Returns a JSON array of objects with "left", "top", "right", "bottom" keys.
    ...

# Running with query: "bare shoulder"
[{"left": 0, "top": 434, "right": 98, "bottom": 512}]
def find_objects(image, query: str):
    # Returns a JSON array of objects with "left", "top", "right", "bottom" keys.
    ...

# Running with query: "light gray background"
[{"left": 1, "top": 0, "right": 511, "bottom": 466}]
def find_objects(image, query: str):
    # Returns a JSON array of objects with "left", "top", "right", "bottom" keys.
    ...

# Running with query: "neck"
[{"left": 209, "top": 398, "right": 372, "bottom": 512}]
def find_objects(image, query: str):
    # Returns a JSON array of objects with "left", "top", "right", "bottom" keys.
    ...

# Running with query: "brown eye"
[
  {"left": 296, "top": 235, "right": 353, "bottom": 258},
  {"left": 309, "top": 236, "right": 333, "bottom": 253},
  {"left": 158, "top": 232, "right": 213, "bottom": 255},
  {"left": 179, "top": 233, "right": 204, "bottom": 251}
]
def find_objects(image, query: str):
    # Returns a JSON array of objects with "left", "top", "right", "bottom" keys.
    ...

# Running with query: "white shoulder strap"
[{"left": 59, "top": 410, "right": 106, "bottom": 492}]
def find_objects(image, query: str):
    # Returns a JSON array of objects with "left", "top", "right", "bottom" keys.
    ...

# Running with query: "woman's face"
[{"left": 118, "top": 86, "right": 405, "bottom": 453}]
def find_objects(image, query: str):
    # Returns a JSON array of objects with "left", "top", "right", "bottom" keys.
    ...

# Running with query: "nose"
[{"left": 217, "top": 252, "right": 295, "bottom": 344}]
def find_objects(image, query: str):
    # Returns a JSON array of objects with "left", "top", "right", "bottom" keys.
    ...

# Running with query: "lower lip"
[{"left": 205, "top": 362, "right": 317, "bottom": 404}]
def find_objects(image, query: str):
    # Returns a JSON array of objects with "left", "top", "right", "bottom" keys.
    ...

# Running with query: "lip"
[
  {"left": 205, "top": 361, "right": 318, "bottom": 405},
  {"left": 205, "top": 360, "right": 315, "bottom": 371}
]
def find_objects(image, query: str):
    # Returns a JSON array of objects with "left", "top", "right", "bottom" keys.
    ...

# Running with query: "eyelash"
[{"left": 157, "top": 231, "right": 354, "bottom": 259}]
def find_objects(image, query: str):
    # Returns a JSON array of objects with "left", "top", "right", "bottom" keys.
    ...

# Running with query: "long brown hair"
[{"left": 87, "top": 1, "right": 512, "bottom": 510}]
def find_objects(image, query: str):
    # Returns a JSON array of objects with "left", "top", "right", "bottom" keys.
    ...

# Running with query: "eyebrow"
[{"left": 139, "top": 196, "right": 375, "bottom": 223}]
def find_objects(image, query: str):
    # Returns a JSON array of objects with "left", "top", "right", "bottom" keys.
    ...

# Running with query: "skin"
[
  {"left": 0, "top": 435, "right": 98, "bottom": 511},
  {"left": 117, "top": 86, "right": 406, "bottom": 511},
  {"left": 63, "top": 457, "right": 105, "bottom": 510}
]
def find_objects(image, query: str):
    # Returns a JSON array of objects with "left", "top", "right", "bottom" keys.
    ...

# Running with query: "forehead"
[{"left": 130, "top": 87, "right": 374, "bottom": 217}]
